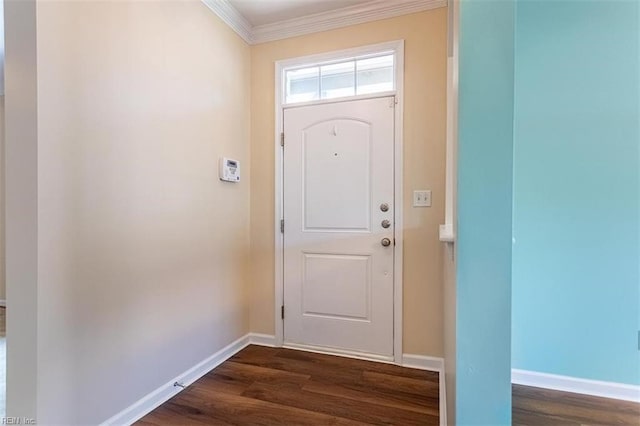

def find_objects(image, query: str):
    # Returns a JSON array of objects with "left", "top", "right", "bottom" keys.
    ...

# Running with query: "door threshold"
[{"left": 282, "top": 342, "right": 395, "bottom": 364}]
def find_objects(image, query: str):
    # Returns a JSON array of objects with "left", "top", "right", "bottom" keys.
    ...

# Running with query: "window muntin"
[{"left": 285, "top": 53, "right": 395, "bottom": 104}]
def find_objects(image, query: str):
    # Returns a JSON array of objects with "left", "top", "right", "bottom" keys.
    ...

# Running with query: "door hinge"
[
  {"left": 280, "top": 132, "right": 285, "bottom": 147},
  {"left": 281, "top": 305, "right": 285, "bottom": 319},
  {"left": 280, "top": 219, "right": 284, "bottom": 233}
]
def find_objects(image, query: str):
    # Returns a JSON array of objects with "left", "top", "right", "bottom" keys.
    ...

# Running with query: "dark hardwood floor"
[
  {"left": 138, "top": 345, "right": 439, "bottom": 425},
  {"left": 138, "top": 345, "right": 640, "bottom": 425},
  {"left": 513, "top": 384, "right": 640, "bottom": 425}
]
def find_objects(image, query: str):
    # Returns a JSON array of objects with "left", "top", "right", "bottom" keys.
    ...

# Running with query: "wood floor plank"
[
  {"left": 512, "top": 385, "right": 640, "bottom": 426},
  {"left": 362, "top": 370, "right": 438, "bottom": 398},
  {"left": 150, "top": 391, "right": 368, "bottom": 426},
  {"left": 227, "top": 345, "right": 280, "bottom": 363},
  {"left": 231, "top": 348, "right": 365, "bottom": 383},
  {"left": 514, "top": 397, "right": 639, "bottom": 425},
  {"left": 214, "top": 361, "right": 310, "bottom": 388},
  {"left": 319, "top": 375, "right": 436, "bottom": 410},
  {"left": 185, "top": 372, "right": 249, "bottom": 397},
  {"left": 302, "top": 379, "right": 439, "bottom": 416},
  {"left": 513, "top": 384, "right": 640, "bottom": 416},
  {"left": 138, "top": 398, "right": 236, "bottom": 426},
  {"left": 512, "top": 407, "right": 580, "bottom": 426},
  {"left": 242, "top": 380, "right": 439, "bottom": 426},
  {"left": 275, "top": 348, "right": 438, "bottom": 382}
]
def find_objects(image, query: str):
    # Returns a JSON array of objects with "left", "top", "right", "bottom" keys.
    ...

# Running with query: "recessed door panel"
[
  {"left": 303, "top": 120, "right": 371, "bottom": 231},
  {"left": 302, "top": 253, "right": 371, "bottom": 320}
]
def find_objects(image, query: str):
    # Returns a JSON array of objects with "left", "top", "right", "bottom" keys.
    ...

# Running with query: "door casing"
[{"left": 274, "top": 40, "right": 405, "bottom": 364}]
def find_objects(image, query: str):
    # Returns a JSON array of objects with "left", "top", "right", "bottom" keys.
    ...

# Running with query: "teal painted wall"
[
  {"left": 512, "top": 0, "right": 640, "bottom": 385},
  {"left": 457, "top": 0, "right": 515, "bottom": 423}
]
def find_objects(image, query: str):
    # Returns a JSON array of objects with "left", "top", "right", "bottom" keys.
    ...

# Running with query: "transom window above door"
[{"left": 284, "top": 53, "right": 395, "bottom": 104}]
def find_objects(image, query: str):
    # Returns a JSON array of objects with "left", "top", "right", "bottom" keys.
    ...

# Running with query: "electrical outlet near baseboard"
[{"left": 413, "top": 190, "right": 432, "bottom": 207}]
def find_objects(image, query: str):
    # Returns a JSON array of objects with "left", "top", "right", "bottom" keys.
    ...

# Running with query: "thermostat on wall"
[{"left": 219, "top": 157, "right": 240, "bottom": 182}]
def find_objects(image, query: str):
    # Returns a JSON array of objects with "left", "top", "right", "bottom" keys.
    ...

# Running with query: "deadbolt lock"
[
  {"left": 380, "top": 203, "right": 389, "bottom": 212},
  {"left": 381, "top": 219, "right": 391, "bottom": 228}
]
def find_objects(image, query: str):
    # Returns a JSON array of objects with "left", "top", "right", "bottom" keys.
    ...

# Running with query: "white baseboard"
[
  {"left": 402, "top": 354, "right": 447, "bottom": 426},
  {"left": 101, "top": 334, "right": 252, "bottom": 426},
  {"left": 248, "top": 332, "right": 277, "bottom": 347},
  {"left": 401, "top": 353, "right": 444, "bottom": 373},
  {"left": 512, "top": 369, "right": 640, "bottom": 403},
  {"left": 440, "top": 373, "right": 447, "bottom": 426}
]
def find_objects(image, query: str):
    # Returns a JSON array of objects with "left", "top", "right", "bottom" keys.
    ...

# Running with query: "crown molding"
[
  {"left": 201, "top": 0, "right": 253, "bottom": 44},
  {"left": 252, "top": 0, "right": 447, "bottom": 44},
  {"left": 201, "top": 0, "right": 447, "bottom": 45}
]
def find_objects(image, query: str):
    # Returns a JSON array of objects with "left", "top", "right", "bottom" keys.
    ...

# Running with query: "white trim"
[
  {"left": 248, "top": 333, "right": 277, "bottom": 347},
  {"left": 284, "top": 342, "right": 395, "bottom": 364},
  {"left": 439, "top": 0, "right": 458, "bottom": 244},
  {"left": 100, "top": 334, "right": 252, "bottom": 426},
  {"left": 401, "top": 353, "right": 444, "bottom": 372},
  {"left": 392, "top": 41, "right": 405, "bottom": 365},
  {"left": 200, "top": 0, "right": 253, "bottom": 44},
  {"left": 274, "top": 57, "right": 285, "bottom": 348},
  {"left": 274, "top": 40, "right": 405, "bottom": 363},
  {"left": 251, "top": 0, "right": 446, "bottom": 44},
  {"left": 201, "top": 0, "right": 446, "bottom": 45},
  {"left": 284, "top": 91, "right": 397, "bottom": 110},
  {"left": 275, "top": 40, "right": 404, "bottom": 79},
  {"left": 438, "top": 224, "right": 455, "bottom": 242},
  {"left": 440, "top": 370, "right": 447, "bottom": 426},
  {"left": 512, "top": 369, "right": 640, "bottom": 403}
]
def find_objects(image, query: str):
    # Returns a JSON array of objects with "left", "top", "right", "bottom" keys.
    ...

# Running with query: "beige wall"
[
  {"left": 0, "top": 95, "right": 4, "bottom": 302},
  {"left": 5, "top": 0, "right": 39, "bottom": 417},
  {"left": 8, "top": 1, "right": 250, "bottom": 423},
  {"left": 250, "top": 9, "right": 448, "bottom": 356}
]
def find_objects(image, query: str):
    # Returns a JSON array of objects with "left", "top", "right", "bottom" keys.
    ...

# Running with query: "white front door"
[{"left": 283, "top": 96, "right": 395, "bottom": 357}]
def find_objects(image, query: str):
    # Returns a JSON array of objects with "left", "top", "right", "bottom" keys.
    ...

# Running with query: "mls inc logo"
[{"left": 1, "top": 418, "right": 36, "bottom": 425}]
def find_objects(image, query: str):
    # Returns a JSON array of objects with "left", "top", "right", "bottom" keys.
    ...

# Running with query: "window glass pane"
[
  {"left": 283, "top": 53, "right": 395, "bottom": 104},
  {"left": 320, "top": 61, "right": 355, "bottom": 99},
  {"left": 356, "top": 54, "right": 394, "bottom": 95},
  {"left": 286, "top": 66, "right": 319, "bottom": 103}
]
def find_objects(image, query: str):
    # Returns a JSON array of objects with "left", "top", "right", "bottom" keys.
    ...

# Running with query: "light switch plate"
[{"left": 413, "top": 190, "right": 432, "bottom": 207}]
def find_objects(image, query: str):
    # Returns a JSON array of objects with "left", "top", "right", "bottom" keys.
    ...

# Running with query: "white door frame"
[{"left": 274, "top": 40, "right": 405, "bottom": 364}]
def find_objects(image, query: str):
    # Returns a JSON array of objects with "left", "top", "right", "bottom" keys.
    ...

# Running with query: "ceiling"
[{"left": 228, "top": 0, "right": 374, "bottom": 26}]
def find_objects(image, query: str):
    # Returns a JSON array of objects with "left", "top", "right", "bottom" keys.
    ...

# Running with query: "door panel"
[
  {"left": 302, "top": 253, "right": 371, "bottom": 320},
  {"left": 283, "top": 96, "right": 395, "bottom": 357},
  {"left": 303, "top": 119, "right": 371, "bottom": 231}
]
